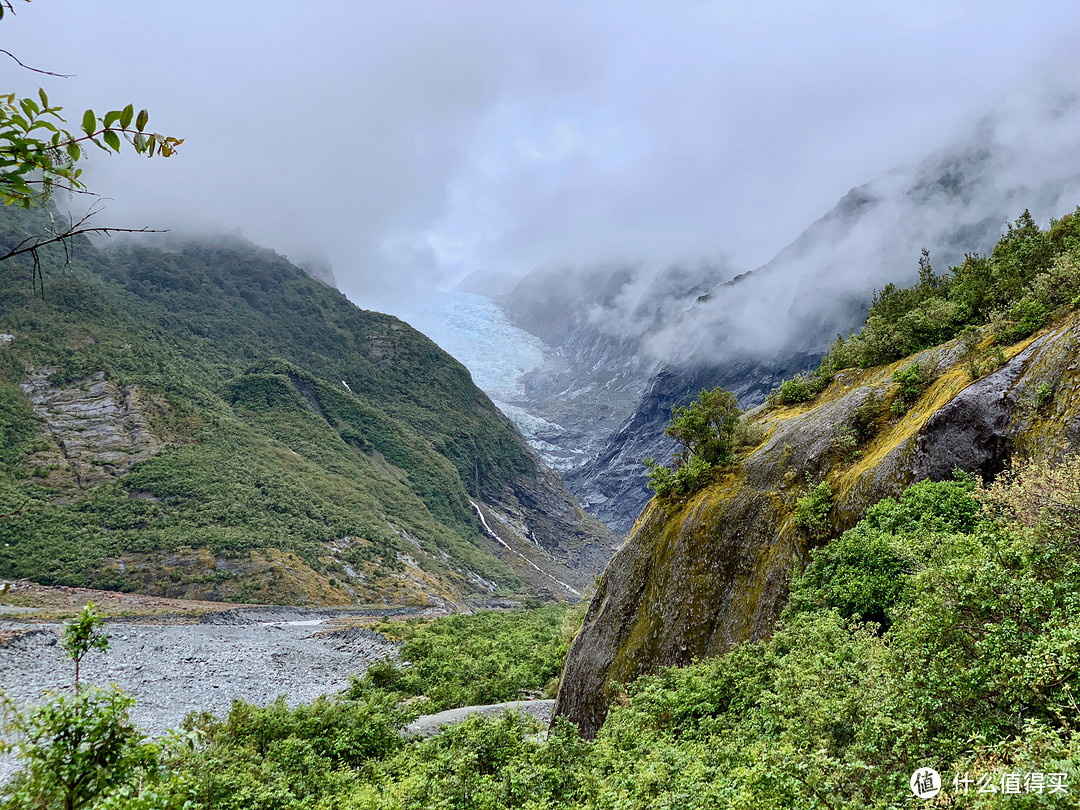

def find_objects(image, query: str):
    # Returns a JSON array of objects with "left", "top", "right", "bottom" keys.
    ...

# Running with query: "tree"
[
  {"left": 643, "top": 387, "right": 742, "bottom": 498},
  {"left": 0, "top": 687, "right": 157, "bottom": 810},
  {"left": 61, "top": 602, "right": 109, "bottom": 693},
  {"left": 0, "top": 604, "right": 166, "bottom": 809},
  {"left": 0, "top": 0, "right": 182, "bottom": 289},
  {"left": 665, "top": 387, "right": 740, "bottom": 467}
]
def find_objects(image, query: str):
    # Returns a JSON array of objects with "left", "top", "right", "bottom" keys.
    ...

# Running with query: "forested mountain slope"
[{"left": 0, "top": 207, "right": 616, "bottom": 607}]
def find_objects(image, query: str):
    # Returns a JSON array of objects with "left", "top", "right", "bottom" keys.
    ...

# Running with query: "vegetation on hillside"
[
  {"left": 769, "top": 208, "right": 1080, "bottom": 406},
  {"left": 0, "top": 204, "right": 540, "bottom": 600},
  {"left": 7, "top": 458, "right": 1079, "bottom": 808},
  {"left": 354, "top": 604, "right": 579, "bottom": 711}
]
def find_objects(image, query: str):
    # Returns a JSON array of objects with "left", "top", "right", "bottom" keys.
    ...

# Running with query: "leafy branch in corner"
[
  {"left": 0, "top": 0, "right": 182, "bottom": 293},
  {"left": 0, "top": 89, "right": 184, "bottom": 209}
]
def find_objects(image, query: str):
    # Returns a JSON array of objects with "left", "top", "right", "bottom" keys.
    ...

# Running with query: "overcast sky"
[{"left": 7, "top": 1, "right": 1080, "bottom": 311}]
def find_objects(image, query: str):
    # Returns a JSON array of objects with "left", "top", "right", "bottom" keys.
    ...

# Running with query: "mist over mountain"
[
  {"left": 412, "top": 84, "right": 1080, "bottom": 533},
  {"left": 567, "top": 87, "right": 1080, "bottom": 531}
]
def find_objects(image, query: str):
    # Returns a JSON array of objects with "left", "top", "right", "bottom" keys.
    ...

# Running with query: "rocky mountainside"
[
  {"left": 567, "top": 100, "right": 1080, "bottom": 534},
  {"left": 565, "top": 354, "right": 817, "bottom": 532},
  {"left": 497, "top": 262, "right": 726, "bottom": 474},
  {"left": 0, "top": 207, "right": 616, "bottom": 608},
  {"left": 555, "top": 307, "right": 1080, "bottom": 737}
]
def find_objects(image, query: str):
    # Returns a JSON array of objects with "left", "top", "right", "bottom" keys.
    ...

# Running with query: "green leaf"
[
  {"left": 120, "top": 104, "right": 134, "bottom": 129},
  {"left": 103, "top": 129, "right": 121, "bottom": 152},
  {"left": 38, "top": 88, "right": 49, "bottom": 110},
  {"left": 135, "top": 109, "right": 149, "bottom": 132},
  {"left": 103, "top": 110, "right": 121, "bottom": 128},
  {"left": 81, "top": 108, "right": 96, "bottom": 136}
]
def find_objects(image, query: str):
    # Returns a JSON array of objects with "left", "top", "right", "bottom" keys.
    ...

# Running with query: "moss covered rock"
[{"left": 555, "top": 311, "right": 1080, "bottom": 738}]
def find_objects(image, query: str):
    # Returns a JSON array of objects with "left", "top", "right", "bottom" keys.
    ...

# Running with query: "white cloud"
[{"left": 5, "top": 0, "right": 1079, "bottom": 316}]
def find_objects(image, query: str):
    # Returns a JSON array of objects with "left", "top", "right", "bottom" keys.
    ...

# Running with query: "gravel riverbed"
[{"left": 0, "top": 607, "right": 401, "bottom": 783}]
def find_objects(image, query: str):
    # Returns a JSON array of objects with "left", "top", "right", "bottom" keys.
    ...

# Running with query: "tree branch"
[
  {"left": 1, "top": 217, "right": 163, "bottom": 264},
  {"left": 0, "top": 48, "right": 72, "bottom": 77},
  {"left": 0, "top": 203, "right": 167, "bottom": 296}
]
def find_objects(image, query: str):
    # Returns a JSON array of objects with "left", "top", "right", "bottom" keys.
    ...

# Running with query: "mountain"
[
  {"left": 0, "top": 206, "right": 617, "bottom": 608},
  {"left": 496, "top": 262, "right": 728, "bottom": 474},
  {"left": 554, "top": 207, "right": 1080, "bottom": 736},
  {"left": 567, "top": 96, "right": 1080, "bottom": 533}
]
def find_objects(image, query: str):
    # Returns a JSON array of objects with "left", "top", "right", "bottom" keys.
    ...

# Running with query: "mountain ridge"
[{"left": 0, "top": 206, "right": 617, "bottom": 607}]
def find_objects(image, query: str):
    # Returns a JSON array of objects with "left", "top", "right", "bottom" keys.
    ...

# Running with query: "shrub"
[
  {"left": 794, "top": 481, "right": 833, "bottom": 540},
  {"left": 732, "top": 417, "right": 766, "bottom": 451},
  {"left": 644, "top": 387, "right": 742, "bottom": 498},
  {"left": 860, "top": 473, "right": 980, "bottom": 535},
  {"left": 848, "top": 392, "right": 882, "bottom": 444},
  {"left": 1, "top": 687, "right": 161, "bottom": 810},
  {"left": 958, "top": 325, "right": 981, "bottom": 380},
  {"left": 891, "top": 362, "right": 927, "bottom": 411},
  {"left": 789, "top": 529, "right": 908, "bottom": 627},
  {"left": 665, "top": 387, "right": 740, "bottom": 467},
  {"left": 1036, "top": 382, "right": 1054, "bottom": 408},
  {"left": 768, "top": 372, "right": 831, "bottom": 407},
  {"left": 644, "top": 453, "right": 712, "bottom": 498},
  {"left": 832, "top": 394, "right": 880, "bottom": 461},
  {"left": 831, "top": 427, "right": 860, "bottom": 461},
  {"left": 991, "top": 296, "right": 1049, "bottom": 345},
  {"left": 351, "top": 605, "right": 577, "bottom": 711}
]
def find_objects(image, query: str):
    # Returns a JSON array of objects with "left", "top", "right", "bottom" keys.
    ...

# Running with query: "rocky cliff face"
[
  {"left": 566, "top": 354, "right": 819, "bottom": 534},
  {"left": 555, "top": 310, "right": 1080, "bottom": 738},
  {"left": 19, "top": 369, "right": 168, "bottom": 492}
]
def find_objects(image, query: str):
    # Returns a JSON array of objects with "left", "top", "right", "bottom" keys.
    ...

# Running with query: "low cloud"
[{"left": 7, "top": 0, "right": 1080, "bottom": 330}]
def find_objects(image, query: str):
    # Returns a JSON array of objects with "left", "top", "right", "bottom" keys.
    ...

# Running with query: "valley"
[{"left": 4, "top": 6, "right": 1080, "bottom": 803}]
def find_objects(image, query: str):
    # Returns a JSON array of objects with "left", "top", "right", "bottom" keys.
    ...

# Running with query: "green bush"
[
  {"left": 991, "top": 296, "right": 1050, "bottom": 344},
  {"left": 1, "top": 687, "right": 163, "bottom": 810},
  {"left": 793, "top": 481, "right": 833, "bottom": 540},
  {"left": 644, "top": 453, "right": 712, "bottom": 498},
  {"left": 349, "top": 605, "right": 579, "bottom": 711},
  {"left": 891, "top": 362, "right": 927, "bottom": 404},
  {"left": 767, "top": 370, "right": 832, "bottom": 407},
  {"left": 788, "top": 529, "right": 907, "bottom": 627},
  {"left": 834, "top": 391, "right": 882, "bottom": 457},
  {"left": 644, "top": 387, "right": 742, "bottom": 498}
]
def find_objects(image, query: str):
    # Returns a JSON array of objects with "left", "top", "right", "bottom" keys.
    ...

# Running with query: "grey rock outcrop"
[{"left": 19, "top": 369, "right": 167, "bottom": 491}]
